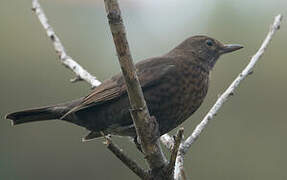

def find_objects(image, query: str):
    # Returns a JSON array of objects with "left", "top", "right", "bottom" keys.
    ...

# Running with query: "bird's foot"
[{"left": 133, "top": 135, "right": 143, "bottom": 153}]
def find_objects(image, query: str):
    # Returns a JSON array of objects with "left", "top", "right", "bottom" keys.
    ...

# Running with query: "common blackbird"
[{"left": 6, "top": 35, "right": 242, "bottom": 141}]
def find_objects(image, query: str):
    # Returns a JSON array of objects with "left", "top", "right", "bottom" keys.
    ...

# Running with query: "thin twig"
[
  {"left": 173, "top": 14, "right": 283, "bottom": 179},
  {"left": 167, "top": 128, "right": 184, "bottom": 177},
  {"left": 102, "top": 134, "right": 148, "bottom": 179},
  {"left": 174, "top": 144, "right": 186, "bottom": 180},
  {"left": 32, "top": 0, "right": 101, "bottom": 88},
  {"left": 103, "top": 0, "right": 167, "bottom": 174}
]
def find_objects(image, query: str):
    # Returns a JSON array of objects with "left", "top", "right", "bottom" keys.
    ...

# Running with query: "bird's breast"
[
  {"left": 175, "top": 63, "right": 209, "bottom": 122},
  {"left": 146, "top": 61, "right": 209, "bottom": 134}
]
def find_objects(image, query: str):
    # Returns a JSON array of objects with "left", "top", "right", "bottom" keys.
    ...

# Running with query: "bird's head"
[{"left": 172, "top": 35, "right": 243, "bottom": 69}]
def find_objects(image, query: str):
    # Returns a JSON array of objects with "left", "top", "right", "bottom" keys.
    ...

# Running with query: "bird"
[{"left": 6, "top": 35, "right": 243, "bottom": 141}]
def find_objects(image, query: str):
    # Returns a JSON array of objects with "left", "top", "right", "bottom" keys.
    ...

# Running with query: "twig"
[
  {"left": 103, "top": 0, "right": 167, "bottom": 174},
  {"left": 173, "top": 14, "right": 283, "bottom": 179},
  {"left": 32, "top": 0, "right": 101, "bottom": 88},
  {"left": 174, "top": 147, "right": 186, "bottom": 180},
  {"left": 167, "top": 128, "right": 184, "bottom": 178},
  {"left": 103, "top": 135, "right": 148, "bottom": 179}
]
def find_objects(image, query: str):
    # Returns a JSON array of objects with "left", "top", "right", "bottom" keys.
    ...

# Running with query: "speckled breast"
[{"left": 145, "top": 60, "right": 210, "bottom": 135}]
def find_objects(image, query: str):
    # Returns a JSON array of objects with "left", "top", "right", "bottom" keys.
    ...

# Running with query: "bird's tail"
[
  {"left": 5, "top": 99, "right": 83, "bottom": 125},
  {"left": 6, "top": 106, "right": 62, "bottom": 125}
]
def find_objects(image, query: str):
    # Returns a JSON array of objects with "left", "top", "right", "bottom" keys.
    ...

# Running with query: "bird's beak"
[{"left": 220, "top": 44, "right": 243, "bottom": 54}]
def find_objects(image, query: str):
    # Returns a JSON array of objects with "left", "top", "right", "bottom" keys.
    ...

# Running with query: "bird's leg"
[
  {"left": 150, "top": 116, "right": 160, "bottom": 142},
  {"left": 133, "top": 135, "right": 143, "bottom": 153},
  {"left": 133, "top": 116, "right": 160, "bottom": 153}
]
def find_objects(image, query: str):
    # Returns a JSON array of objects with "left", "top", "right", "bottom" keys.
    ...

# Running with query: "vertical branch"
[
  {"left": 103, "top": 0, "right": 167, "bottom": 173},
  {"left": 174, "top": 146, "right": 186, "bottom": 180},
  {"left": 166, "top": 128, "right": 184, "bottom": 178}
]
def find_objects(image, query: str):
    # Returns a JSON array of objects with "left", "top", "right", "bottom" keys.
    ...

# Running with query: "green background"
[{"left": 0, "top": 0, "right": 286, "bottom": 179}]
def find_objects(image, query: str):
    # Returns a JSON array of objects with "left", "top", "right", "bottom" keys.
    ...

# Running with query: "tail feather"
[
  {"left": 6, "top": 106, "right": 62, "bottom": 125},
  {"left": 6, "top": 98, "right": 83, "bottom": 126}
]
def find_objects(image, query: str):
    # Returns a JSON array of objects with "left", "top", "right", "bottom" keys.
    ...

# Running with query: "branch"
[
  {"left": 32, "top": 0, "right": 101, "bottom": 88},
  {"left": 166, "top": 128, "right": 184, "bottom": 178},
  {"left": 174, "top": 148, "right": 186, "bottom": 180},
  {"left": 103, "top": 135, "right": 148, "bottom": 179},
  {"left": 103, "top": 0, "right": 167, "bottom": 174}
]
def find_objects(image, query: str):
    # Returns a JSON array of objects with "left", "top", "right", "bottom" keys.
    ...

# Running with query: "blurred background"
[{"left": 0, "top": 0, "right": 286, "bottom": 179}]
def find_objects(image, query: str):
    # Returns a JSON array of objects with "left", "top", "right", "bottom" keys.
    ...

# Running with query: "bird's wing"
[{"left": 61, "top": 57, "right": 175, "bottom": 118}]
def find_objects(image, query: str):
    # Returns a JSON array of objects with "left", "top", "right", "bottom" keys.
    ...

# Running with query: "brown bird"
[{"left": 6, "top": 35, "right": 242, "bottom": 141}]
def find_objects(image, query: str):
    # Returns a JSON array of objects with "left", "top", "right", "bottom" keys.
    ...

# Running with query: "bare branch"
[
  {"left": 103, "top": 135, "right": 148, "bottom": 179},
  {"left": 174, "top": 148, "right": 186, "bottom": 180},
  {"left": 167, "top": 128, "right": 184, "bottom": 178},
  {"left": 103, "top": 0, "right": 167, "bottom": 173},
  {"left": 32, "top": 0, "right": 101, "bottom": 88}
]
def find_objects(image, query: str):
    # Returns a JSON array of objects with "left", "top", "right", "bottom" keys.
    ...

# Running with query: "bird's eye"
[{"left": 206, "top": 40, "right": 213, "bottom": 47}]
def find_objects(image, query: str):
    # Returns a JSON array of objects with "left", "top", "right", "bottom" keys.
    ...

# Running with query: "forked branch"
[{"left": 31, "top": 1, "right": 283, "bottom": 179}]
